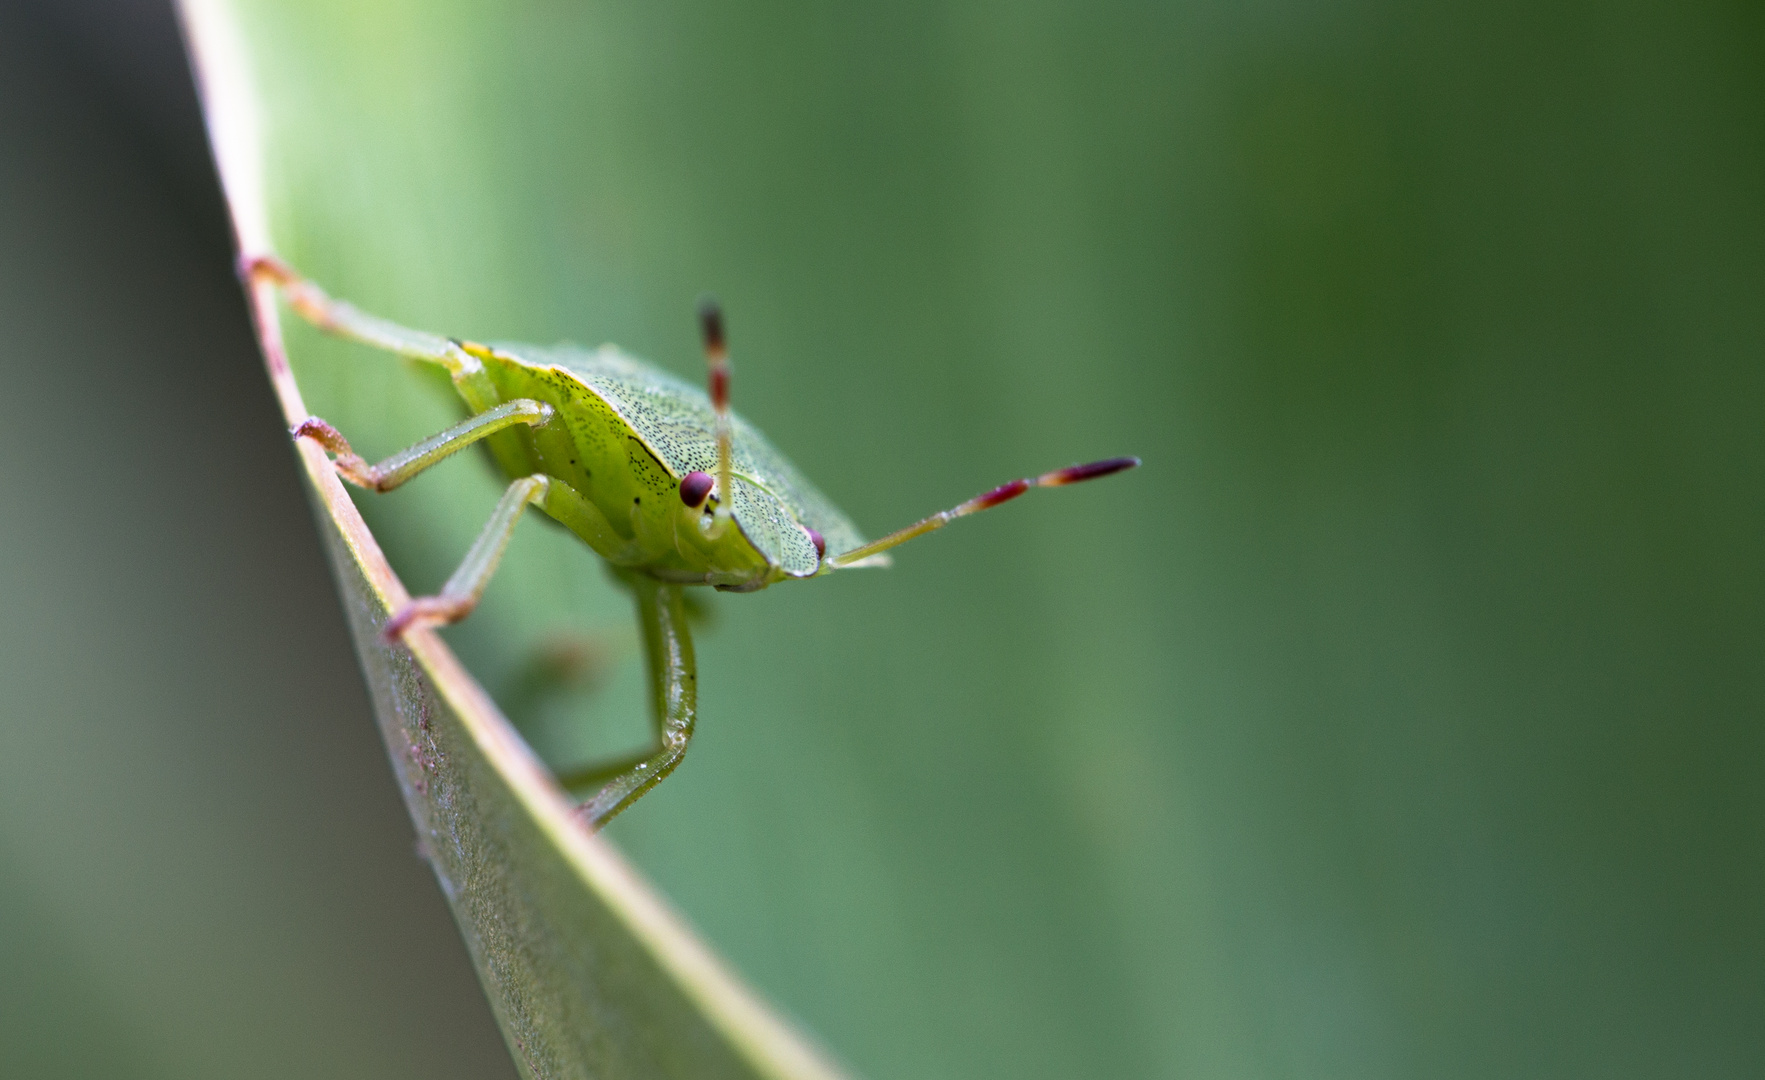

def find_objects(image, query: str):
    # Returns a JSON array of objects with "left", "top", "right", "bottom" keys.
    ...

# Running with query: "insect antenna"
[
  {"left": 698, "top": 297, "right": 735, "bottom": 536},
  {"left": 824, "top": 456, "right": 1141, "bottom": 568}
]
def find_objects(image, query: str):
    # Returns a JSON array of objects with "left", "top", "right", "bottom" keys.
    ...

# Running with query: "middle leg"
[{"left": 382, "top": 473, "right": 551, "bottom": 640}]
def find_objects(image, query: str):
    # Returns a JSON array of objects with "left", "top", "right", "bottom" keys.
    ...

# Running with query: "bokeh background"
[{"left": 2, "top": 1, "right": 1760, "bottom": 1079}]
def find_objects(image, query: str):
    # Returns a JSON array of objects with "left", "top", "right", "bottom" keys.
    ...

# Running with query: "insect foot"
[
  {"left": 240, "top": 253, "right": 344, "bottom": 332},
  {"left": 292, "top": 416, "right": 381, "bottom": 488},
  {"left": 382, "top": 596, "right": 476, "bottom": 643}
]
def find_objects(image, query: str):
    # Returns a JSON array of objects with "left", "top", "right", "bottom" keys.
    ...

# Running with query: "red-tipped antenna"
[
  {"left": 698, "top": 297, "right": 735, "bottom": 534},
  {"left": 825, "top": 456, "right": 1141, "bottom": 568}
]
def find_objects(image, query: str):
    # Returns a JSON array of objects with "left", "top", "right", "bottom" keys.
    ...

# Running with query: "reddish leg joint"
[
  {"left": 292, "top": 416, "right": 378, "bottom": 489},
  {"left": 382, "top": 596, "right": 475, "bottom": 643},
  {"left": 239, "top": 253, "right": 338, "bottom": 331},
  {"left": 239, "top": 253, "right": 296, "bottom": 287}
]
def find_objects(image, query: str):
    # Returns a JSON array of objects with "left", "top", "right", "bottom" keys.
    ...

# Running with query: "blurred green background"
[{"left": 3, "top": 0, "right": 1761, "bottom": 1078}]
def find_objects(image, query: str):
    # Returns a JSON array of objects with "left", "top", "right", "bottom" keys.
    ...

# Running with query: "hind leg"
[{"left": 569, "top": 572, "right": 697, "bottom": 829}]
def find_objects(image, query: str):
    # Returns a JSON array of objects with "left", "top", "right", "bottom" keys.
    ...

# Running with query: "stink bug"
[{"left": 246, "top": 257, "right": 1139, "bottom": 827}]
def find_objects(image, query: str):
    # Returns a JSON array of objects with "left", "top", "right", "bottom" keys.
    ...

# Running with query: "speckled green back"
[{"left": 499, "top": 342, "right": 868, "bottom": 579}]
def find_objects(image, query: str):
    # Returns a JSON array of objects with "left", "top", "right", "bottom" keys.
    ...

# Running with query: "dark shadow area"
[{"left": 0, "top": 2, "right": 515, "bottom": 1076}]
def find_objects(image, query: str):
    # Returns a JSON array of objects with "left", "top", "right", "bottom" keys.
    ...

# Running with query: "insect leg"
[
  {"left": 243, "top": 255, "right": 502, "bottom": 408},
  {"left": 555, "top": 747, "right": 655, "bottom": 794},
  {"left": 244, "top": 256, "right": 468, "bottom": 367},
  {"left": 295, "top": 399, "right": 553, "bottom": 492},
  {"left": 573, "top": 572, "right": 697, "bottom": 829},
  {"left": 697, "top": 299, "right": 735, "bottom": 537},
  {"left": 382, "top": 475, "right": 551, "bottom": 640},
  {"left": 825, "top": 456, "right": 1142, "bottom": 568}
]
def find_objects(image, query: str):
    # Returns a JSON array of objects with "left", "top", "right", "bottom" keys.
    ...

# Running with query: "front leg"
[
  {"left": 572, "top": 572, "right": 698, "bottom": 829},
  {"left": 294, "top": 399, "right": 551, "bottom": 493}
]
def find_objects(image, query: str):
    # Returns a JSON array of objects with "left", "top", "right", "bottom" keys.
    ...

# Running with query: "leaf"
[
  {"left": 179, "top": 3, "right": 850, "bottom": 1078},
  {"left": 170, "top": 1, "right": 1765, "bottom": 1077}
]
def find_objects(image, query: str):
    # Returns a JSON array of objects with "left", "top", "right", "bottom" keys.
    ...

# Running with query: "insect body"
[{"left": 248, "top": 257, "right": 1138, "bottom": 827}]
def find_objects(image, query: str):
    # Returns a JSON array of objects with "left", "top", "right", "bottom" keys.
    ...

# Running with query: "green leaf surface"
[
  {"left": 181, "top": 3, "right": 849, "bottom": 1078},
  {"left": 304, "top": 491, "right": 839, "bottom": 1080}
]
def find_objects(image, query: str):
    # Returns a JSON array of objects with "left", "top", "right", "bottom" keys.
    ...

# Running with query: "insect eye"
[
  {"left": 679, "top": 471, "right": 715, "bottom": 508},
  {"left": 806, "top": 527, "right": 826, "bottom": 561}
]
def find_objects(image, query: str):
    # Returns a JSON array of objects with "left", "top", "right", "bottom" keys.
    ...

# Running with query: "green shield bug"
[{"left": 247, "top": 256, "right": 1139, "bottom": 828}]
